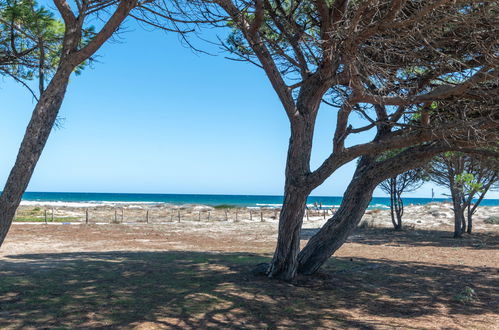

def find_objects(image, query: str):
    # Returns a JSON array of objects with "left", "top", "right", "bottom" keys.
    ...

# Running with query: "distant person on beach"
[{"left": 314, "top": 201, "right": 318, "bottom": 210}]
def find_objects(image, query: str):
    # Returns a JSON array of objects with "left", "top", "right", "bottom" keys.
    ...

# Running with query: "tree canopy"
[
  {"left": 0, "top": 0, "right": 65, "bottom": 95},
  {"left": 172, "top": 0, "right": 499, "bottom": 280}
]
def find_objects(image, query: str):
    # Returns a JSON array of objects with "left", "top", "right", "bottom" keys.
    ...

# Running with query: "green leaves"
[
  {"left": 0, "top": 0, "right": 63, "bottom": 83},
  {"left": 455, "top": 173, "right": 484, "bottom": 194}
]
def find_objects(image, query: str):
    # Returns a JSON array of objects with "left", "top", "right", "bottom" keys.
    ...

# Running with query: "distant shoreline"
[{"left": 17, "top": 191, "right": 499, "bottom": 209}]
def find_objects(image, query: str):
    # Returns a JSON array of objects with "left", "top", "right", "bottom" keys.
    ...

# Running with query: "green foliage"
[
  {"left": 213, "top": 204, "right": 237, "bottom": 209},
  {"left": 455, "top": 172, "right": 483, "bottom": 195},
  {"left": 453, "top": 286, "right": 477, "bottom": 304},
  {"left": 0, "top": 0, "right": 92, "bottom": 91},
  {"left": 0, "top": 0, "right": 64, "bottom": 81}
]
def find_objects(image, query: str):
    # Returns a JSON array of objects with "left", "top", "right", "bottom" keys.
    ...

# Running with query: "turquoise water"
[{"left": 21, "top": 191, "right": 499, "bottom": 209}]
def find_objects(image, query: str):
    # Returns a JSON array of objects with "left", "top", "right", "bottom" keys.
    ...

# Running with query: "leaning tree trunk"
[
  {"left": 297, "top": 157, "right": 377, "bottom": 275},
  {"left": 296, "top": 145, "right": 446, "bottom": 276},
  {"left": 0, "top": 68, "right": 71, "bottom": 247}
]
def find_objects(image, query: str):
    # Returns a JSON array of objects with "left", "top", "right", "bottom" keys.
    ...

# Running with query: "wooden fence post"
[
  {"left": 178, "top": 209, "right": 181, "bottom": 222},
  {"left": 225, "top": 210, "right": 228, "bottom": 221},
  {"left": 114, "top": 209, "right": 117, "bottom": 223},
  {"left": 44, "top": 210, "right": 48, "bottom": 224},
  {"left": 85, "top": 209, "right": 89, "bottom": 224},
  {"left": 249, "top": 210, "right": 252, "bottom": 221},
  {"left": 51, "top": 208, "right": 54, "bottom": 222},
  {"left": 198, "top": 211, "right": 201, "bottom": 221},
  {"left": 260, "top": 210, "right": 264, "bottom": 222},
  {"left": 146, "top": 210, "right": 149, "bottom": 223},
  {"left": 235, "top": 210, "right": 238, "bottom": 222},
  {"left": 306, "top": 209, "right": 309, "bottom": 221},
  {"left": 121, "top": 208, "right": 124, "bottom": 223},
  {"left": 323, "top": 209, "right": 326, "bottom": 219},
  {"left": 170, "top": 210, "right": 174, "bottom": 222},
  {"left": 208, "top": 211, "right": 211, "bottom": 221}
]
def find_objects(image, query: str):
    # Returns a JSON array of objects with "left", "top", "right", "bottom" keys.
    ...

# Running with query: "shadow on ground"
[
  {"left": 1, "top": 249, "right": 498, "bottom": 329},
  {"left": 301, "top": 227, "right": 499, "bottom": 250}
]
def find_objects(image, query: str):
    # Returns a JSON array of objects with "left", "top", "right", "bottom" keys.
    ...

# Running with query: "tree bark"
[
  {"left": 266, "top": 185, "right": 309, "bottom": 280},
  {"left": 266, "top": 112, "right": 316, "bottom": 281},
  {"left": 297, "top": 157, "right": 377, "bottom": 275},
  {"left": 0, "top": 67, "right": 72, "bottom": 247},
  {"left": 389, "top": 178, "right": 398, "bottom": 230},
  {"left": 296, "top": 144, "right": 448, "bottom": 276},
  {"left": 466, "top": 209, "right": 473, "bottom": 234},
  {"left": 394, "top": 190, "right": 403, "bottom": 231},
  {"left": 450, "top": 187, "right": 465, "bottom": 238}
]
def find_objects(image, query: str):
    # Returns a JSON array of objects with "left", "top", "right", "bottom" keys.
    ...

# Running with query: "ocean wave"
[{"left": 20, "top": 200, "right": 162, "bottom": 208}]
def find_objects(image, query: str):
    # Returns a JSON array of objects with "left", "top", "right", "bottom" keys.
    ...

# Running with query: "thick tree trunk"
[
  {"left": 266, "top": 186, "right": 308, "bottom": 280},
  {"left": 0, "top": 68, "right": 71, "bottom": 247},
  {"left": 295, "top": 145, "right": 446, "bottom": 277},
  {"left": 297, "top": 158, "right": 377, "bottom": 275},
  {"left": 267, "top": 111, "right": 316, "bottom": 281}
]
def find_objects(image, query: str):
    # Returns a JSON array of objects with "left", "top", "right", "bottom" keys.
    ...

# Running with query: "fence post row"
[{"left": 12, "top": 206, "right": 342, "bottom": 223}]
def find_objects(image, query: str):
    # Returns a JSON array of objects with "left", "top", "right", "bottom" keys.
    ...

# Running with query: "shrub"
[
  {"left": 453, "top": 286, "right": 477, "bottom": 304},
  {"left": 213, "top": 204, "right": 237, "bottom": 209},
  {"left": 484, "top": 216, "right": 499, "bottom": 224}
]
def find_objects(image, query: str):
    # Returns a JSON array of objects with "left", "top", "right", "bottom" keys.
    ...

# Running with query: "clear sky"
[{"left": 1, "top": 18, "right": 497, "bottom": 199}]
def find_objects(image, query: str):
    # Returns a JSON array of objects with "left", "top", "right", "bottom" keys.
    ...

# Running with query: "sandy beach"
[
  {"left": 13, "top": 201, "right": 499, "bottom": 232},
  {"left": 2, "top": 202, "right": 498, "bottom": 329}
]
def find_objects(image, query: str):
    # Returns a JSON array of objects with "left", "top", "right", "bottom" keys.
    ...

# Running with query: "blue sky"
[{"left": 1, "top": 19, "right": 497, "bottom": 199}]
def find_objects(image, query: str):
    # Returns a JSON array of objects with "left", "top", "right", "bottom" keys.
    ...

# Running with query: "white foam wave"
[{"left": 20, "top": 200, "right": 162, "bottom": 208}]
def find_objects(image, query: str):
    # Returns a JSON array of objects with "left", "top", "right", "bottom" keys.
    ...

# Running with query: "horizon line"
[{"left": 18, "top": 190, "right": 490, "bottom": 200}]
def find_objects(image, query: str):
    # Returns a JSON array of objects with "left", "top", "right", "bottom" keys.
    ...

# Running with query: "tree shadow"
[
  {"left": 301, "top": 228, "right": 499, "bottom": 249},
  {"left": 0, "top": 251, "right": 497, "bottom": 329},
  {"left": 349, "top": 228, "right": 499, "bottom": 250}
]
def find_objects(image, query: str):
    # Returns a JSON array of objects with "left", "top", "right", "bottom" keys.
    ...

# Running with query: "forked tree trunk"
[
  {"left": 297, "top": 157, "right": 377, "bottom": 275},
  {"left": 0, "top": 68, "right": 71, "bottom": 247}
]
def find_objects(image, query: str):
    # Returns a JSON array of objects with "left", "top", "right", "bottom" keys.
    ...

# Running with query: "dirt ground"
[{"left": 1, "top": 214, "right": 498, "bottom": 329}]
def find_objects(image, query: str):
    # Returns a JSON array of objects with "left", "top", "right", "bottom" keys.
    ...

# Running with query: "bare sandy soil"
[{"left": 1, "top": 203, "right": 498, "bottom": 329}]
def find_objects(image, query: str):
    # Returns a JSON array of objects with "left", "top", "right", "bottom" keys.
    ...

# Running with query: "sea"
[{"left": 20, "top": 192, "right": 499, "bottom": 209}]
